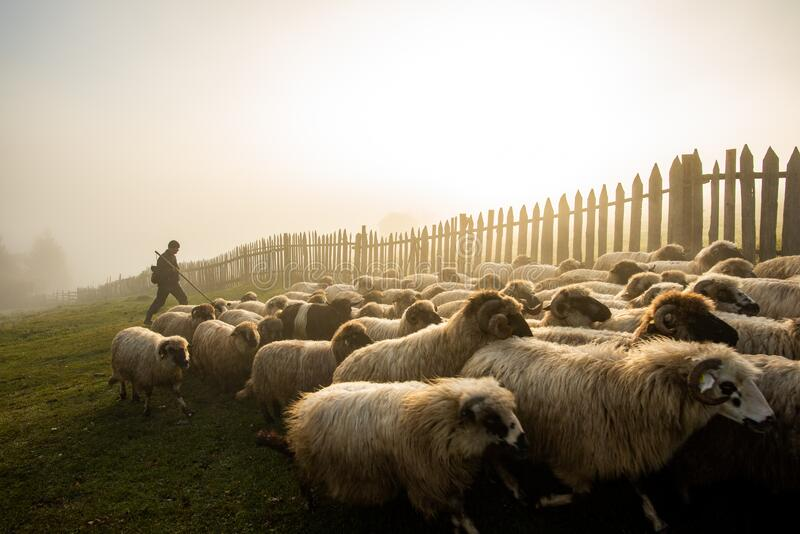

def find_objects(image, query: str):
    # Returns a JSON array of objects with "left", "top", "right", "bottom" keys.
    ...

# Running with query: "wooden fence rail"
[{"left": 79, "top": 144, "right": 800, "bottom": 301}]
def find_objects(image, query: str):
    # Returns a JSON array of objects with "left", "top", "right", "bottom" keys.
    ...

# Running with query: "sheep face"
[
  {"left": 329, "top": 298, "right": 355, "bottom": 320},
  {"left": 458, "top": 388, "right": 527, "bottom": 454},
  {"left": 630, "top": 282, "right": 683, "bottom": 308},
  {"left": 696, "top": 240, "right": 743, "bottom": 272},
  {"left": 257, "top": 317, "right": 283, "bottom": 346},
  {"left": 557, "top": 258, "right": 583, "bottom": 275},
  {"left": 361, "top": 290, "right": 384, "bottom": 305},
  {"left": 468, "top": 292, "right": 532, "bottom": 339},
  {"left": 191, "top": 304, "right": 216, "bottom": 322},
  {"left": 709, "top": 258, "right": 756, "bottom": 278},
  {"left": 660, "top": 270, "right": 689, "bottom": 287},
  {"left": 502, "top": 281, "right": 542, "bottom": 315},
  {"left": 331, "top": 322, "right": 374, "bottom": 363},
  {"left": 608, "top": 260, "right": 648, "bottom": 285},
  {"left": 687, "top": 356, "right": 774, "bottom": 432},
  {"left": 403, "top": 301, "right": 442, "bottom": 330},
  {"left": 546, "top": 288, "right": 611, "bottom": 327},
  {"left": 653, "top": 243, "right": 686, "bottom": 261},
  {"left": 356, "top": 302, "right": 385, "bottom": 318},
  {"left": 241, "top": 291, "right": 258, "bottom": 302},
  {"left": 636, "top": 291, "right": 739, "bottom": 346},
  {"left": 619, "top": 272, "right": 661, "bottom": 300},
  {"left": 393, "top": 291, "right": 420, "bottom": 315},
  {"left": 158, "top": 338, "right": 190, "bottom": 369},
  {"left": 693, "top": 278, "right": 759, "bottom": 316},
  {"left": 231, "top": 322, "right": 260, "bottom": 353}
]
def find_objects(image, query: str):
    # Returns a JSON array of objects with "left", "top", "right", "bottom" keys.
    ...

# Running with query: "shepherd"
[{"left": 144, "top": 240, "right": 188, "bottom": 326}]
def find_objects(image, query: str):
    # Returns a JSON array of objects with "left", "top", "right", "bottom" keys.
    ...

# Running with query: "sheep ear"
[
  {"left": 157, "top": 340, "right": 170, "bottom": 358},
  {"left": 460, "top": 395, "right": 485, "bottom": 421}
]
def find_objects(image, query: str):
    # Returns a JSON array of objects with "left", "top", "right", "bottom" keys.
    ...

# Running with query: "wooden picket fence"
[{"left": 78, "top": 144, "right": 800, "bottom": 301}]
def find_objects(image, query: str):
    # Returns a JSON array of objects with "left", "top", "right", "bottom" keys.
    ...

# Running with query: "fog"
[{"left": 1, "top": 0, "right": 799, "bottom": 290}]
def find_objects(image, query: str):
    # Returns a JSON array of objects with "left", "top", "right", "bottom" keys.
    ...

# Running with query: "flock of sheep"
[{"left": 107, "top": 240, "right": 800, "bottom": 533}]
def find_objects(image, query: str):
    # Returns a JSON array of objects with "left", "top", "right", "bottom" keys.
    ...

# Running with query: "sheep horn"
[
  {"left": 477, "top": 299, "right": 506, "bottom": 332},
  {"left": 688, "top": 358, "right": 729, "bottom": 405}
]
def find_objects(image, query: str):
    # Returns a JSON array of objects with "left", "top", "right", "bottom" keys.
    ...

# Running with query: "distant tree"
[
  {"left": 25, "top": 232, "right": 71, "bottom": 294},
  {"left": 0, "top": 237, "right": 33, "bottom": 308}
]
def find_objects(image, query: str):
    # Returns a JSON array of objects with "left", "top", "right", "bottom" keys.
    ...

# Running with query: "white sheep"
[
  {"left": 688, "top": 274, "right": 760, "bottom": 315},
  {"left": 531, "top": 286, "right": 611, "bottom": 328},
  {"left": 281, "top": 377, "right": 526, "bottom": 533},
  {"left": 628, "top": 282, "right": 683, "bottom": 308},
  {"left": 402, "top": 273, "right": 440, "bottom": 291},
  {"left": 648, "top": 239, "right": 743, "bottom": 275},
  {"left": 219, "top": 309, "right": 264, "bottom": 327},
  {"left": 737, "top": 277, "right": 800, "bottom": 319},
  {"left": 535, "top": 260, "right": 648, "bottom": 290},
  {"left": 169, "top": 298, "right": 228, "bottom": 317},
  {"left": 264, "top": 295, "right": 304, "bottom": 317},
  {"left": 333, "top": 291, "right": 532, "bottom": 384},
  {"left": 753, "top": 255, "right": 800, "bottom": 279},
  {"left": 236, "top": 321, "right": 374, "bottom": 421},
  {"left": 356, "top": 300, "right": 442, "bottom": 341},
  {"left": 460, "top": 336, "right": 773, "bottom": 531},
  {"left": 616, "top": 272, "right": 662, "bottom": 300},
  {"left": 151, "top": 303, "right": 215, "bottom": 344},
  {"left": 714, "top": 311, "right": 800, "bottom": 359},
  {"left": 190, "top": 319, "right": 260, "bottom": 392},
  {"left": 592, "top": 244, "right": 686, "bottom": 270},
  {"left": 108, "top": 327, "right": 192, "bottom": 417},
  {"left": 233, "top": 300, "right": 266, "bottom": 315},
  {"left": 708, "top": 257, "right": 756, "bottom": 278}
]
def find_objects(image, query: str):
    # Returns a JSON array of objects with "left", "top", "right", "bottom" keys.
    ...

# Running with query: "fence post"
[
  {"left": 557, "top": 194, "right": 570, "bottom": 263},
  {"left": 667, "top": 157, "right": 683, "bottom": 246},
  {"left": 614, "top": 183, "right": 625, "bottom": 252},
  {"left": 504, "top": 208, "right": 514, "bottom": 263},
  {"left": 494, "top": 208, "right": 504, "bottom": 263},
  {"left": 474, "top": 215, "right": 485, "bottom": 274},
  {"left": 709, "top": 161, "right": 720, "bottom": 243},
  {"left": 485, "top": 210, "right": 495, "bottom": 264},
  {"left": 517, "top": 206, "right": 529, "bottom": 258},
  {"left": 723, "top": 149, "right": 737, "bottom": 242},
  {"left": 530, "top": 203, "right": 540, "bottom": 263},
  {"left": 690, "top": 149, "right": 704, "bottom": 253},
  {"left": 541, "top": 199, "right": 554, "bottom": 265},
  {"left": 585, "top": 190, "right": 596, "bottom": 265},
  {"left": 740, "top": 145, "right": 756, "bottom": 261},
  {"left": 647, "top": 164, "right": 662, "bottom": 251},
  {"left": 458, "top": 214, "right": 468, "bottom": 272},
  {"left": 760, "top": 147, "right": 779, "bottom": 260},
  {"left": 630, "top": 174, "right": 643, "bottom": 252},
  {"left": 570, "top": 192, "right": 582, "bottom": 262},
  {"left": 784, "top": 148, "right": 800, "bottom": 255},
  {"left": 598, "top": 186, "right": 608, "bottom": 257}
]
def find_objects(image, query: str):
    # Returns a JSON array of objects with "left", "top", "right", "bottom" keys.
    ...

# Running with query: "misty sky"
[{"left": 1, "top": 0, "right": 799, "bottom": 287}]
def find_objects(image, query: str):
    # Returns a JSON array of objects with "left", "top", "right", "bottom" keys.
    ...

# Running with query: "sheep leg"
[
  {"left": 173, "top": 383, "right": 192, "bottom": 417},
  {"left": 131, "top": 386, "right": 141, "bottom": 403},
  {"left": 142, "top": 386, "right": 153, "bottom": 417},
  {"left": 630, "top": 480, "right": 668, "bottom": 532},
  {"left": 448, "top": 496, "right": 479, "bottom": 534},
  {"left": 118, "top": 381, "right": 127, "bottom": 401}
]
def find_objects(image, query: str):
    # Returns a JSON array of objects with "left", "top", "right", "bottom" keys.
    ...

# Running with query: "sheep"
[
  {"left": 737, "top": 277, "right": 800, "bottom": 319},
  {"left": 236, "top": 321, "right": 374, "bottom": 421},
  {"left": 439, "top": 267, "right": 471, "bottom": 284},
  {"left": 353, "top": 275, "right": 410, "bottom": 293},
  {"left": 437, "top": 300, "right": 467, "bottom": 319},
  {"left": 240, "top": 291, "right": 259, "bottom": 302},
  {"left": 432, "top": 289, "right": 473, "bottom": 308},
  {"left": 472, "top": 262, "right": 514, "bottom": 284},
  {"left": 324, "top": 283, "right": 359, "bottom": 302},
  {"left": 234, "top": 300, "right": 266, "bottom": 315},
  {"left": 264, "top": 295, "right": 304, "bottom": 317},
  {"left": 360, "top": 289, "right": 385, "bottom": 304},
  {"left": 402, "top": 273, "right": 440, "bottom": 291},
  {"left": 289, "top": 281, "right": 330, "bottom": 293},
  {"left": 333, "top": 291, "right": 532, "bottom": 383},
  {"left": 616, "top": 272, "right": 661, "bottom": 300},
  {"left": 281, "top": 299, "right": 353, "bottom": 340},
  {"left": 276, "top": 377, "right": 526, "bottom": 533},
  {"left": 668, "top": 355, "right": 800, "bottom": 496},
  {"left": 510, "top": 258, "right": 583, "bottom": 283},
  {"left": 421, "top": 282, "right": 470, "bottom": 300},
  {"left": 597, "top": 291, "right": 739, "bottom": 347},
  {"left": 628, "top": 282, "right": 683, "bottom": 308},
  {"left": 169, "top": 298, "right": 228, "bottom": 317},
  {"left": 283, "top": 291, "right": 314, "bottom": 301},
  {"left": 591, "top": 293, "right": 630, "bottom": 310},
  {"left": 219, "top": 309, "right": 264, "bottom": 327},
  {"left": 708, "top": 257, "right": 756, "bottom": 278},
  {"left": 714, "top": 311, "right": 800, "bottom": 359},
  {"left": 592, "top": 243, "right": 686, "bottom": 270},
  {"left": 753, "top": 255, "right": 800, "bottom": 279},
  {"left": 688, "top": 274, "right": 760, "bottom": 315},
  {"left": 648, "top": 239, "right": 743, "bottom": 275},
  {"left": 356, "top": 300, "right": 442, "bottom": 341},
  {"left": 535, "top": 260, "right": 648, "bottom": 290},
  {"left": 532, "top": 286, "right": 612, "bottom": 328},
  {"left": 190, "top": 320, "right": 260, "bottom": 391},
  {"left": 307, "top": 291, "right": 328, "bottom": 304},
  {"left": 355, "top": 302, "right": 392, "bottom": 318},
  {"left": 108, "top": 327, "right": 192, "bottom": 417},
  {"left": 528, "top": 326, "right": 633, "bottom": 347},
  {"left": 151, "top": 304, "right": 215, "bottom": 344},
  {"left": 256, "top": 316, "right": 284, "bottom": 347},
  {"left": 382, "top": 289, "right": 420, "bottom": 319},
  {"left": 460, "top": 337, "right": 774, "bottom": 531},
  {"left": 659, "top": 270, "right": 690, "bottom": 286},
  {"left": 535, "top": 282, "right": 622, "bottom": 303}
]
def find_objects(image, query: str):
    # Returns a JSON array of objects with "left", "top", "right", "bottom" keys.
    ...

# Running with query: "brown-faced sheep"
[
  {"left": 511, "top": 259, "right": 581, "bottom": 283},
  {"left": 753, "top": 255, "right": 800, "bottom": 279},
  {"left": 151, "top": 304, "right": 215, "bottom": 344},
  {"left": 190, "top": 320, "right": 260, "bottom": 391},
  {"left": 668, "top": 355, "right": 800, "bottom": 495},
  {"left": 532, "top": 286, "right": 611, "bottom": 328},
  {"left": 256, "top": 316, "right": 284, "bottom": 347},
  {"left": 236, "top": 321, "right": 373, "bottom": 421},
  {"left": 402, "top": 273, "right": 440, "bottom": 291},
  {"left": 738, "top": 277, "right": 800, "bottom": 319},
  {"left": 333, "top": 291, "right": 532, "bottom": 384},
  {"left": 354, "top": 275, "right": 411, "bottom": 293},
  {"left": 240, "top": 291, "right": 259, "bottom": 302},
  {"left": 265, "top": 295, "right": 304, "bottom": 317},
  {"left": 355, "top": 302, "right": 392, "bottom": 319},
  {"left": 356, "top": 300, "right": 442, "bottom": 341},
  {"left": 460, "top": 337, "right": 773, "bottom": 531},
  {"left": 535, "top": 260, "right": 648, "bottom": 290},
  {"left": 592, "top": 243, "right": 686, "bottom": 270},
  {"left": 708, "top": 257, "right": 756, "bottom": 278},
  {"left": 689, "top": 274, "right": 760, "bottom": 315},
  {"left": 647, "top": 239, "right": 743, "bottom": 275},
  {"left": 108, "top": 327, "right": 192, "bottom": 417},
  {"left": 421, "top": 282, "right": 470, "bottom": 300},
  {"left": 714, "top": 311, "right": 800, "bottom": 359},
  {"left": 659, "top": 270, "right": 690, "bottom": 286},
  {"left": 617, "top": 272, "right": 662, "bottom": 300},
  {"left": 281, "top": 377, "right": 526, "bottom": 533},
  {"left": 281, "top": 299, "right": 353, "bottom": 341},
  {"left": 169, "top": 299, "right": 228, "bottom": 317},
  {"left": 324, "top": 284, "right": 361, "bottom": 303},
  {"left": 628, "top": 282, "right": 684, "bottom": 308}
]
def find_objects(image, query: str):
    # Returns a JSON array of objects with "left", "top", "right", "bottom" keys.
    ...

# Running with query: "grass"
[{"left": 0, "top": 286, "right": 794, "bottom": 533}]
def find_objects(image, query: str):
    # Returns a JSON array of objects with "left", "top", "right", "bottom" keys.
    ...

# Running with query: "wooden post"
[
  {"left": 475, "top": 214, "right": 485, "bottom": 273},
  {"left": 485, "top": 210, "right": 495, "bottom": 263},
  {"left": 541, "top": 199, "right": 554, "bottom": 265},
  {"left": 503, "top": 208, "right": 514, "bottom": 263},
  {"left": 573, "top": 191, "right": 583, "bottom": 262},
  {"left": 680, "top": 153, "right": 694, "bottom": 253},
  {"left": 709, "top": 161, "right": 720, "bottom": 243},
  {"left": 585, "top": 190, "right": 596, "bottom": 265},
  {"left": 443, "top": 221, "right": 452, "bottom": 267},
  {"left": 530, "top": 204, "right": 540, "bottom": 263},
  {"left": 740, "top": 145, "right": 756, "bottom": 261},
  {"left": 614, "top": 183, "right": 625, "bottom": 252},
  {"left": 723, "top": 149, "right": 737, "bottom": 242},
  {"left": 449, "top": 217, "right": 458, "bottom": 265},
  {"left": 784, "top": 148, "right": 800, "bottom": 255},
  {"left": 630, "top": 174, "right": 643, "bottom": 252},
  {"left": 494, "top": 208, "right": 504, "bottom": 263},
  {"left": 517, "top": 206, "right": 529, "bottom": 258},
  {"left": 420, "top": 226, "right": 429, "bottom": 267},
  {"left": 667, "top": 157, "right": 683, "bottom": 246},
  {"left": 647, "top": 164, "right": 662, "bottom": 251},
  {"left": 458, "top": 214, "right": 468, "bottom": 272},
  {"left": 759, "top": 147, "right": 779, "bottom": 260},
  {"left": 436, "top": 222, "right": 444, "bottom": 272},
  {"left": 598, "top": 185, "right": 608, "bottom": 257},
  {"left": 690, "top": 149, "right": 704, "bottom": 254},
  {"left": 465, "top": 216, "right": 476, "bottom": 275},
  {"left": 557, "top": 194, "right": 570, "bottom": 263}
]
